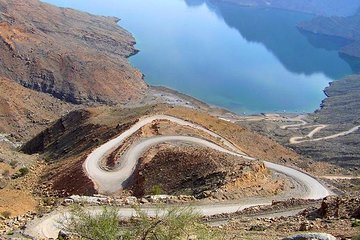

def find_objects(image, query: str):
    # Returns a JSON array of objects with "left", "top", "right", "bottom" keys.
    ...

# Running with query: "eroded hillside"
[
  {"left": 21, "top": 105, "right": 309, "bottom": 198},
  {"left": 0, "top": 77, "right": 74, "bottom": 141},
  {"left": 0, "top": 0, "right": 147, "bottom": 105}
]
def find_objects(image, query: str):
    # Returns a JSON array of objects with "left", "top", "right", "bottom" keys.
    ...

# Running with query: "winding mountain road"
[
  {"left": 84, "top": 115, "right": 250, "bottom": 193},
  {"left": 26, "top": 115, "right": 331, "bottom": 239},
  {"left": 289, "top": 124, "right": 360, "bottom": 144},
  {"left": 226, "top": 114, "right": 360, "bottom": 144}
]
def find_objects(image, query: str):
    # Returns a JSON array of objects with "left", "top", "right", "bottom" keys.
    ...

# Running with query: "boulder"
[
  {"left": 58, "top": 230, "right": 70, "bottom": 240},
  {"left": 283, "top": 233, "right": 336, "bottom": 240}
]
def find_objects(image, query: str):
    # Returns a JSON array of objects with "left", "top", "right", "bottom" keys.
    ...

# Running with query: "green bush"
[
  {"left": 1, "top": 211, "right": 11, "bottom": 218},
  {"left": 19, "top": 167, "right": 29, "bottom": 176},
  {"left": 61, "top": 205, "right": 221, "bottom": 240},
  {"left": 150, "top": 185, "right": 162, "bottom": 195},
  {"left": 9, "top": 160, "right": 18, "bottom": 169},
  {"left": 62, "top": 206, "right": 121, "bottom": 240},
  {"left": 352, "top": 221, "right": 360, "bottom": 227},
  {"left": 129, "top": 206, "right": 221, "bottom": 240}
]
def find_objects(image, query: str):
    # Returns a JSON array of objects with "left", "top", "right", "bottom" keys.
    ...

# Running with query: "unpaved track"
[
  {"left": 230, "top": 113, "right": 360, "bottom": 144},
  {"left": 84, "top": 115, "right": 249, "bottom": 193},
  {"left": 84, "top": 115, "right": 328, "bottom": 196},
  {"left": 25, "top": 115, "right": 331, "bottom": 239},
  {"left": 289, "top": 124, "right": 360, "bottom": 144}
]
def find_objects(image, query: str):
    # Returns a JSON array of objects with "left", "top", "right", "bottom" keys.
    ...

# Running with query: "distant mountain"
[
  {"left": 213, "top": 0, "right": 360, "bottom": 17},
  {"left": 184, "top": 0, "right": 355, "bottom": 79},
  {"left": 299, "top": 10, "right": 360, "bottom": 59},
  {"left": 0, "top": 0, "right": 147, "bottom": 105}
]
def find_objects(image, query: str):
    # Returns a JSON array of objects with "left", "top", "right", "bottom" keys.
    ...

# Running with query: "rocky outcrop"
[
  {"left": 0, "top": 0, "right": 147, "bottom": 105},
  {"left": 303, "top": 196, "right": 360, "bottom": 219},
  {"left": 131, "top": 144, "right": 277, "bottom": 199},
  {"left": 0, "top": 77, "right": 74, "bottom": 141},
  {"left": 21, "top": 106, "right": 153, "bottom": 196}
]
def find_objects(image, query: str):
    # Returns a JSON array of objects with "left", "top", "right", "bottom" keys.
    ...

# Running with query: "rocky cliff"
[
  {"left": 0, "top": 0, "right": 147, "bottom": 105},
  {"left": 0, "top": 77, "right": 74, "bottom": 140}
]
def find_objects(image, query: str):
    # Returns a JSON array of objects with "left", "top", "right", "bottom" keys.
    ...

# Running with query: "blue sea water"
[{"left": 43, "top": 0, "right": 355, "bottom": 113}]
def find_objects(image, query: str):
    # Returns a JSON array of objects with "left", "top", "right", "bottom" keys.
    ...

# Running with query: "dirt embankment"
[
  {"left": 0, "top": 0, "right": 147, "bottom": 105},
  {"left": 132, "top": 144, "right": 284, "bottom": 199},
  {"left": 219, "top": 196, "right": 360, "bottom": 240}
]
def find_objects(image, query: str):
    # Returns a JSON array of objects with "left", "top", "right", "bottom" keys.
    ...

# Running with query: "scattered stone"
[
  {"left": 283, "top": 232, "right": 337, "bottom": 240},
  {"left": 125, "top": 196, "right": 138, "bottom": 205},
  {"left": 249, "top": 224, "right": 267, "bottom": 231},
  {"left": 299, "top": 221, "right": 311, "bottom": 231},
  {"left": 58, "top": 230, "right": 70, "bottom": 240}
]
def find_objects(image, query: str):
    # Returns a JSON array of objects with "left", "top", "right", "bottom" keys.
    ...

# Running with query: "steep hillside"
[
  {"left": 0, "top": 77, "right": 74, "bottom": 141},
  {"left": 296, "top": 75, "right": 360, "bottom": 168},
  {"left": 21, "top": 106, "right": 157, "bottom": 196},
  {"left": 298, "top": 10, "right": 360, "bottom": 59},
  {"left": 284, "top": 74, "right": 360, "bottom": 169},
  {"left": 0, "top": 0, "right": 147, "bottom": 105},
  {"left": 132, "top": 144, "right": 284, "bottom": 199},
  {"left": 21, "top": 105, "right": 307, "bottom": 197}
]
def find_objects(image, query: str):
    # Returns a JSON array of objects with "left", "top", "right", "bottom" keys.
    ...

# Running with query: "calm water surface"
[{"left": 43, "top": 0, "right": 354, "bottom": 113}]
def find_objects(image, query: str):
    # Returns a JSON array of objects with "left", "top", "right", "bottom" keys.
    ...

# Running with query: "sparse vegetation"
[
  {"left": 352, "top": 220, "right": 360, "bottom": 227},
  {"left": 19, "top": 167, "right": 29, "bottom": 176},
  {"left": 9, "top": 160, "right": 18, "bottom": 169},
  {"left": 61, "top": 205, "right": 221, "bottom": 240},
  {"left": 150, "top": 185, "right": 162, "bottom": 195},
  {"left": 2, "top": 169, "right": 10, "bottom": 178},
  {"left": 1, "top": 211, "right": 11, "bottom": 218},
  {"left": 62, "top": 206, "right": 122, "bottom": 240}
]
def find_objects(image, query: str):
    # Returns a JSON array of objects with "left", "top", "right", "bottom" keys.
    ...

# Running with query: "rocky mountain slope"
[
  {"left": 0, "top": 77, "right": 74, "bottom": 141},
  {"left": 132, "top": 144, "right": 283, "bottom": 199},
  {"left": 284, "top": 74, "right": 360, "bottom": 169},
  {"left": 0, "top": 0, "right": 147, "bottom": 105},
  {"left": 298, "top": 10, "right": 360, "bottom": 59},
  {"left": 297, "top": 75, "right": 360, "bottom": 169},
  {"left": 21, "top": 105, "right": 307, "bottom": 197},
  {"left": 212, "top": 0, "right": 360, "bottom": 16},
  {"left": 237, "top": 74, "right": 360, "bottom": 170}
]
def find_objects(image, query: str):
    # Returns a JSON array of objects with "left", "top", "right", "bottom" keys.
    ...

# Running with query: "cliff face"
[
  {"left": 0, "top": 0, "right": 147, "bottom": 105},
  {"left": 0, "top": 77, "right": 74, "bottom": 141}
]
